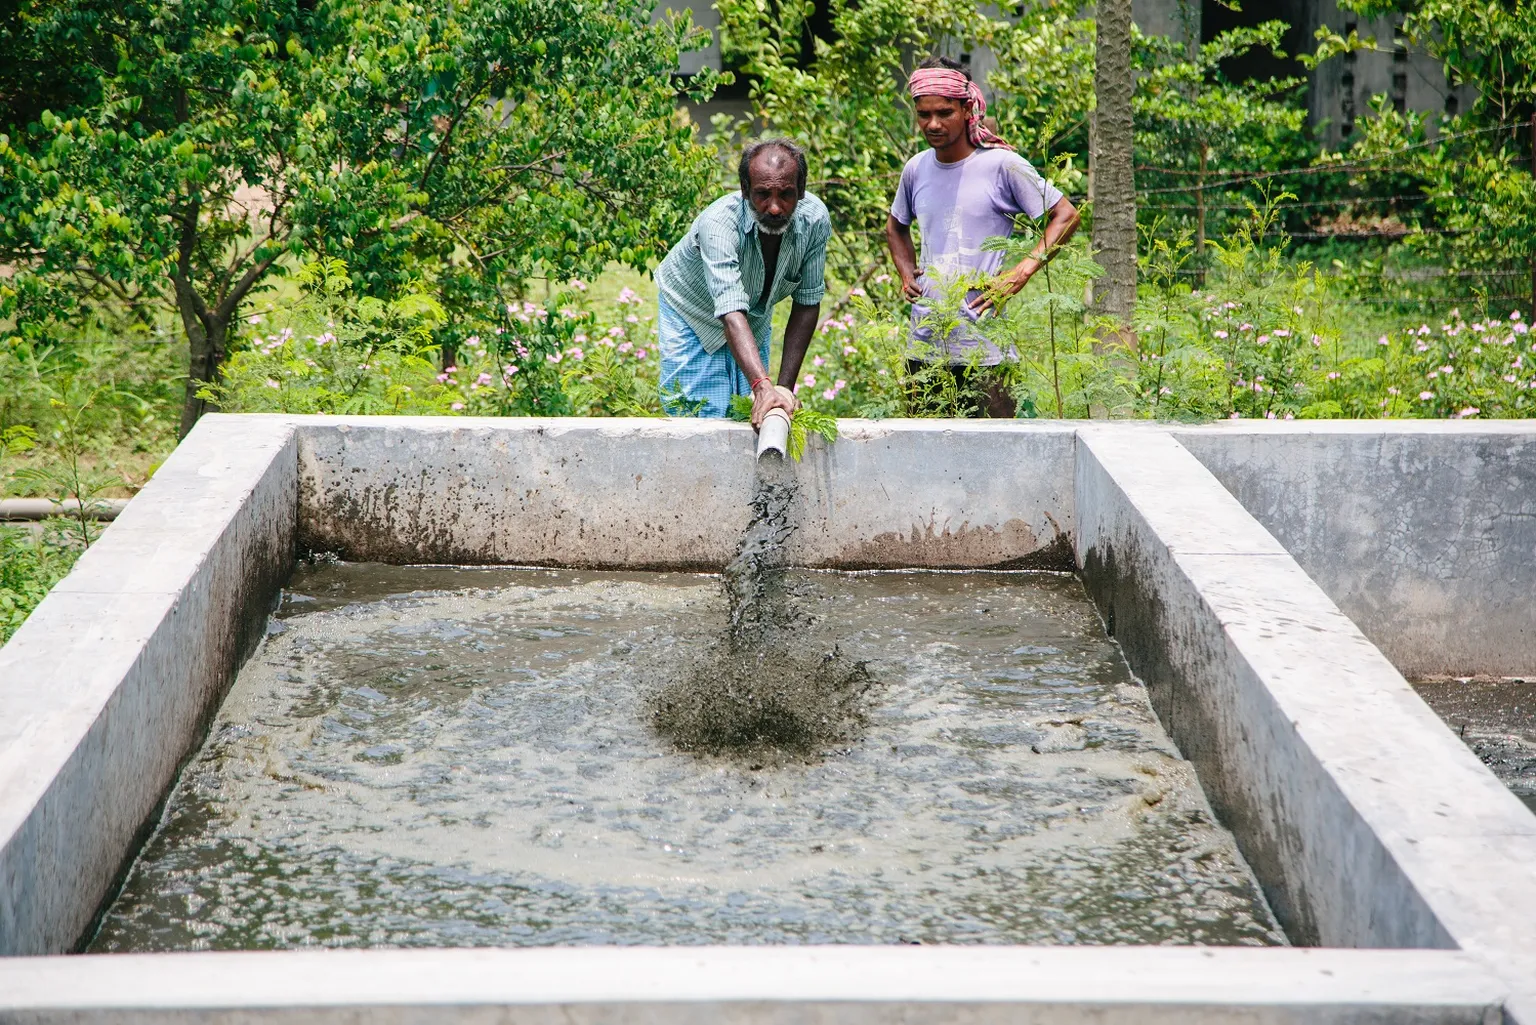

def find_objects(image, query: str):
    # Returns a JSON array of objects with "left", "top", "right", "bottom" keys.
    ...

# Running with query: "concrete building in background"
[{"left": 663, "top": 0, "right": 1472, "bottom": 146}]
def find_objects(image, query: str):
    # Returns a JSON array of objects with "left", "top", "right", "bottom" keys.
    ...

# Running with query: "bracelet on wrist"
[{"left": 749, "top": 375, "right": 772, "bottom": 391}]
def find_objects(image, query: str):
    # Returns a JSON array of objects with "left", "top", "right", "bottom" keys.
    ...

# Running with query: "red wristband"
[{"left": 748, "top": 375, "right": 772, "bottom": 390}]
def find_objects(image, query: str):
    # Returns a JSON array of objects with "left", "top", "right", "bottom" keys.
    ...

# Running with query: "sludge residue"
[{"left": 647, "top": 455, "right": 876, "bottom": 758}]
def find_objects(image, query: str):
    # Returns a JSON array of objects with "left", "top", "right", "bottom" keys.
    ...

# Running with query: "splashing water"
[{"left": 649, "top": 455, "right": 877, "bottom": 759}]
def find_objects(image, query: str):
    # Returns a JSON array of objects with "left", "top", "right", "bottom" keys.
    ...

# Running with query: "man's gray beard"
[{"left": 753, "top": 211, "right": 790, "bottom": 235}]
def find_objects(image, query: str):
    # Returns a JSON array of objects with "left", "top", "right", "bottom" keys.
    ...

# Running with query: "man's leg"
[
  {"left": 976, "top": 372, "right": 1017, "bottom": 418},
  {"left": 658, "top": 298, "right": 736, "bottom": 417}
]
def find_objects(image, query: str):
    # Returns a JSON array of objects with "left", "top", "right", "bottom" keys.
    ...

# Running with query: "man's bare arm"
[
  {"left": 970, "top": 196, "right": 1081, "bottom": 315},
  {"left": 886, "top": 215, "right": 923, "bottom": 302},
  {"left": 721, "top": 311, "right": 795, "bottom": 429},
  {"left": 778, "top": 302, "right": 819, "bottom": 392}
]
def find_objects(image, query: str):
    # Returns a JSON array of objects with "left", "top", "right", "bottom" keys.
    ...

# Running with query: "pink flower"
[
  {"left": 618, "top": 341, "right": 633, "bottom": 354},
  {"left": 476, "top": 372, "right": 493, "bottom": 386},
  {"left": 835, "top": 379, "right": 847, "bottom": 389},
  {"left": 573, "top": 333, "right": 588, "bottom": 344},
  {"left": 567, "top": 347, "right": 584, "bottom": 361},
  {"left": 813, "top": 356, "right": 825, "bottom": 367},
  {"left": 822, "top": 388, "right": 836, "bottom": 400},
  {"left": 546, "top": 352, "right": 563, "bottom": 364},
  {"left": 1419, "top": 391, "right": 1434, "bottom": 400},
  {"left": 803, "top": 373, "right": 817, "bottom": 386},
  {"left": 265, "top": 378, "right": 280, "bottom": 389},
  {"left": 1377, "top": 336, "right": 1390, "bottom": 346},
  {"left": 1257, "top": 334, "right": 1270, "bottom": 344},
  {"left": 1457, "top": 406, "right": 1480, "bottom": 418},
  {"left": 1273, "top": 328, "right": 1290, "bottom": 337},
  {"left": 1327, "top": 372, "right": 1341, "bottom": 380},
  {"left": 1213, "top": 330, "right": 1229, "bottom": 339},
  {"left": 451, "top": 402, "right": 465, "bottom": 410},
  {"left": 465, "top": 335, "right": 482, "bottom": 348},
  {"left": 616, "top": 287, "right": 642, "bottom": 305},
  {"left": 504, "top": 364, "right": 519, "bottom": 375},
  {"left": 634, "top": 349, "right": 647, "bottom": 360},
  {"left": 843, "top": 345, "right": 857, "bottom": 355},
  {"left": 626, "top": 314, "right": 639, "bottom": 324},
  {"left": 874, "top": 273, "right": 891, "bottom": 284},
  {"left": 571, "top": 279, "right": 588, "bottom": 291}
]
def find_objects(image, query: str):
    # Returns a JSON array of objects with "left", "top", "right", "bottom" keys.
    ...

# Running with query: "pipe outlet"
[{"left": 756, "top": 408, "right": 791, "bottom": 460}]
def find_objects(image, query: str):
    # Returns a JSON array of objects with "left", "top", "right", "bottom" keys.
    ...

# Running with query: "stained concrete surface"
[
  {"left": 295, "top": 417, "right": 1077, "bottom": 570},
  {"left": 1075, "top": 426, "right": 1536, "bottom": 1022},
  {"left": 0, "top": 417, "right": 298, "bottom": 957},
  {"left": 1175, "top": 422, "right": 1536, "bottom": 677}
]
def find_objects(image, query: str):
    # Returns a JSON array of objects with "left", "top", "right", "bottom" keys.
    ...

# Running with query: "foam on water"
[{"left": 89, "top": 561, "right": 1284, "bottom": 951}]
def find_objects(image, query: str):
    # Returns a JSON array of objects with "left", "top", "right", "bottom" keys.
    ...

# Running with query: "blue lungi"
[{"left": 658, "top": 296, "right": 771, "bottom": 418}]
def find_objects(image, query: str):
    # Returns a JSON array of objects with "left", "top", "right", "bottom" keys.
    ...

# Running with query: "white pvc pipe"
[{"left": 756, "top": 408, "right": 791, "bottom": 460}]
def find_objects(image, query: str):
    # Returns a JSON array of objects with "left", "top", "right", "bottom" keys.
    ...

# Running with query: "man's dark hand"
[
  {"left": 751, "top": 378, "right": 796, "bottom": 429},
  {"left": 900, "top": 274, "right": 924, "bottom": 303},
  {"left": 968, "top": 263, "right": 1035, "bottom": 317}
]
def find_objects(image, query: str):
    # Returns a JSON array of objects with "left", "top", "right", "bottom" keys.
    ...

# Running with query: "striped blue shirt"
[{"left": 655, "top": 191, "right": 831, "bottom": 354}]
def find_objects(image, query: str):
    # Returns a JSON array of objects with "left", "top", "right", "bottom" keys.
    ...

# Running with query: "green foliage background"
[{"left": 2, "top": 0, "right": 1536, "bottom": 635}]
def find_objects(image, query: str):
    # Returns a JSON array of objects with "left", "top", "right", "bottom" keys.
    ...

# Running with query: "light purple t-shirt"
[{"left": 891, "top": 147, "right": 1063, "bottom": 364}]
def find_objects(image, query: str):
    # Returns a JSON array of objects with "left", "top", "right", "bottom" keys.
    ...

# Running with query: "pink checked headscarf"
[{"left": 907, "top": 66, "right": 1014, "bottom": 151}]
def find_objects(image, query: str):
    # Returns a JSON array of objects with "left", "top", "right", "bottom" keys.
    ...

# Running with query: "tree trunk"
[
  {"left": 174, "top": 277, "right": 228, "bottom": 439},
  {"left": 1091, "top": 0, "right": 1137, "bottom": 333}
]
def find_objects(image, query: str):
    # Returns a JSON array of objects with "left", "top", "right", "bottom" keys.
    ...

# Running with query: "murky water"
[
  {"left": 1413, "top": 676, "right": 1536, "bottom": 814},
  {"left": 90, "top": 563, "right": 1284, "bottom": 951}
]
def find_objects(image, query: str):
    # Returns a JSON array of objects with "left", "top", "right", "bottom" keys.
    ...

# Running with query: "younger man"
[{"left": 886, "top": 56, "right": 1080, "bottom": 416}]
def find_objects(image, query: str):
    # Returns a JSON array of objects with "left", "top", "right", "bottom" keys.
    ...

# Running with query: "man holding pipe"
[
  {"left": 887, "top": 56, "right": 1080, "bottom": 417},
  {"left": 656, "top": 139, "right": 827, "bottom": 426}
]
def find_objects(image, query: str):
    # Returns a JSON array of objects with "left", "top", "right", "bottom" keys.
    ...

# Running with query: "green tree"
[{"left": 0, "top": 0, "right": 720, "bottom": 435}]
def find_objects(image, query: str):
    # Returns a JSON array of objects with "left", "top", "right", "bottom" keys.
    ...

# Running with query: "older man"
[
  {"left": 656, "top": 139, "right": 828, "bottom": 425},
  {"left": 886, "top": 56, "right": 1080, "bottom": 417}
]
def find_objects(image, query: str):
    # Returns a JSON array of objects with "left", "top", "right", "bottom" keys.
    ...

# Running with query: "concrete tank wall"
[
  {"left": 295, "top": 417, "right": 1078, "bottom": 570},
  {"left": 1174, "top": 422, "right": 1536, "bottom": 677},
  {"left": 3, "top": 415, "right": 1536, "bottom": 1023},
  {"left": 0, "top": 417, "right": 297, "bottom": 956}
]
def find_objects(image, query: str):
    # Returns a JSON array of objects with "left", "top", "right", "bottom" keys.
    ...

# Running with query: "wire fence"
[{"left": 1133, "top": 117, "right": 1535, "bottom": 313}]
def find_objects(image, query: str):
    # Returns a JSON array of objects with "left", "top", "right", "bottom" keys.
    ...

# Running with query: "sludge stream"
[{"left": 89, "top": 561, "right": 1285, "bottom": 951}]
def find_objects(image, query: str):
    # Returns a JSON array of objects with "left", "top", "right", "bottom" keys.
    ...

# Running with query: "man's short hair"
[
  {"left": 738, "top": 139, "right": 808, "bottom": 199},
  {"left": 916, "top": 54, "right": 971, "bottom": 80}
]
